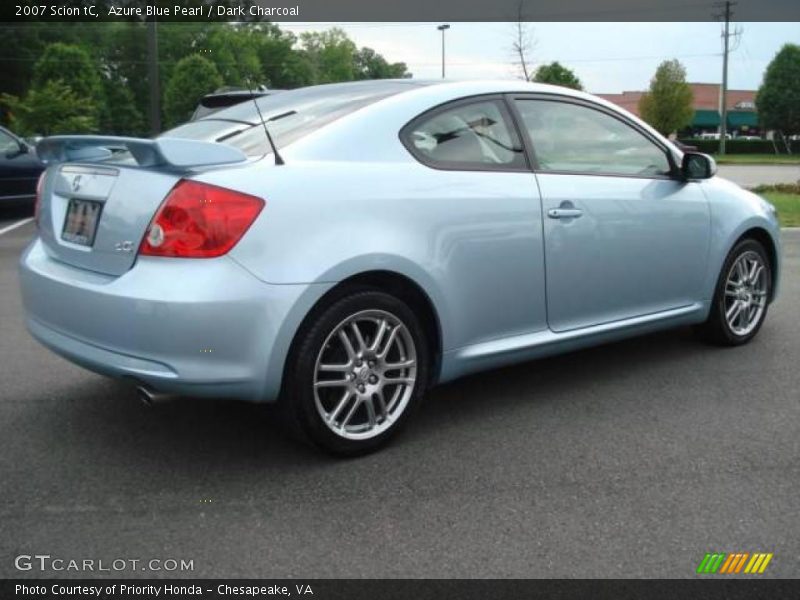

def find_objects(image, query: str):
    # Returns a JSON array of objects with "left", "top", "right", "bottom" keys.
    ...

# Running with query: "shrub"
[{"left": 677, "top": 139, "right": 785, "bottom": 155}]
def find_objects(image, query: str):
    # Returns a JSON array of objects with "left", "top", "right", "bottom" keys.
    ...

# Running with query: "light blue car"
[{"left": 19, "top": 80, "right": 780, "bottom": 455}]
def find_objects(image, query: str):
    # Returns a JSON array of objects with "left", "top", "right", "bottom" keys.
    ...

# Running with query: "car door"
[
  {"left": 0, "top": 129, "right": 42, "bottom": 201},
  {"left": 511, "top": 96, "right": 710, "bottom": 333},
  {"left": 400, "top": 95, "right": 549, "bottom": 349}
]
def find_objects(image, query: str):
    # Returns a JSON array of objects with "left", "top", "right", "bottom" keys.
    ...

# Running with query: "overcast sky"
[{"left": 281, "top": 22, "right": 798, "bottom": 93}]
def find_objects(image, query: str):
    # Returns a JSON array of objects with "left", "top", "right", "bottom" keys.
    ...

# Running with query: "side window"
[
  {"left": 403, "top": 99, "right": 526, "bottom": 170},
  {"left": 514, "top": 99, "right": 672, "bottom": 177},
  {"left": 0, "top": 130, "right": 18, "bottom": 155}
]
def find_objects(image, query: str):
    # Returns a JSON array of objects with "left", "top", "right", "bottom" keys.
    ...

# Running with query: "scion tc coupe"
[{"left": 20, "top": 80, "right": 781, "bottom": 455}]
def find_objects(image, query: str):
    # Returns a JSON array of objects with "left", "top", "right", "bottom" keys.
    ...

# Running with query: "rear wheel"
[
  {"left": 696, "top": 238, "right": 771, "bottom": 346},
  {"left": 282, "top": 290, "right": 429, "bottom": 456}
]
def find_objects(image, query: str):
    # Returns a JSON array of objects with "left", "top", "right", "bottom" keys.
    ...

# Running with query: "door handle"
[{"left": 547, "top": 207, "right": 583, "bottom": 219}]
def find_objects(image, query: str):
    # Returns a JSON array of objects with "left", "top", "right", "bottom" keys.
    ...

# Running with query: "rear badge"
[{"left": 114, "top": 241, "right": 135, "bottom": 253}]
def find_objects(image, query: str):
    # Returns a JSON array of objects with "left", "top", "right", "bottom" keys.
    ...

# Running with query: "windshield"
[{"left": 161, "top": 81, "right": 421, "bottom": 157}]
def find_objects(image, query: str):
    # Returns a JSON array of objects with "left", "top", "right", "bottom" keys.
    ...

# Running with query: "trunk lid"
[
  {"left": 34, "top": 135, "right": 249, "bottom": 276},
  {"left": 38, "top": 164, "right": 180, "bottom": 276}
]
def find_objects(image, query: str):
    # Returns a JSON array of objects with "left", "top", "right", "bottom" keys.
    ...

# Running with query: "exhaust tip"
[{"left": 136, "top": 385, "right": 171, "bottom": 406}]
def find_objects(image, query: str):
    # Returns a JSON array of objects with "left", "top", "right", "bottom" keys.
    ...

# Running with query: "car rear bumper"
[{"left": 19, "top": 238, "right": 331, "bottom": 401}]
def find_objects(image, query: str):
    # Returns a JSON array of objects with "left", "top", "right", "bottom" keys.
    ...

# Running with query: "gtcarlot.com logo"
[
  {"left": 696, "top": 552, "right": 773, "bottom": 575},
  {"left": 15, "top": 554, "right": 194, "bottom": 573}
]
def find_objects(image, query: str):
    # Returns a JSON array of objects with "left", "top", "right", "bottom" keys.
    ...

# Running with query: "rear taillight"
[
  {"left": 139, "top": 180, "right": 264, "bottom": 258},
  {"left": 34, "top": 171, "right": 46, "bottom": 228}
]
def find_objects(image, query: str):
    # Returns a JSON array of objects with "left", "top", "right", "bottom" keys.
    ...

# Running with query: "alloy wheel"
[
  {"left": 723, "top": 250, "right": 768, "bottom": 336},
  {"left": 313, "top": 309, "right": 417, "bottom": 440}
]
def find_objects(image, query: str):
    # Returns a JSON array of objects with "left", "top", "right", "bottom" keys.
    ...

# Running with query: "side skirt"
[{"left": 438, "top": 303, "right": 707, "bottom": 383}]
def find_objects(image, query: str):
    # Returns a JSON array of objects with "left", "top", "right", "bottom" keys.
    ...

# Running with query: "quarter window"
[
  {"left": 514, "top": 99, "right": 672, "bottom": 177},
  {"left": 403, "top": 99, "right": 525, "bottom": 170}
]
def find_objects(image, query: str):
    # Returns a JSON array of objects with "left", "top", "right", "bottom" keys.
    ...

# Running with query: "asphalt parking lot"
[
  {"left": 716, "top": 164, "right": 800, "bottom": 188},
  {"left": 1, "top": 209, "right": 798, "bottom": 579}
]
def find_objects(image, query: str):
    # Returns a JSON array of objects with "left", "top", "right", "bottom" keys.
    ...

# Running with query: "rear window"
[{"left": 162, "top": 81, "right": 419, "bottom": 157}]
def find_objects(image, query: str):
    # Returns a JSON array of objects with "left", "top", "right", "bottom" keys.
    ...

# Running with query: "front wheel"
[
  {"left": 282, "top": 290, "right": 429, "bottom": 456},
  {"left": 696, "top": 238, "right": 772, "bottom": 346}
]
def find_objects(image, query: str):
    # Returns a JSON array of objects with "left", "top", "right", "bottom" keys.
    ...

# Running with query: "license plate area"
[{"left": 61, "top": 199, "right": 103, "bottom": 247}]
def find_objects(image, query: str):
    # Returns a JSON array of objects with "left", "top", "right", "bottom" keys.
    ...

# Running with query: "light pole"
[{"left": 437, "top": 24, "right": 450, "bottom": 79}]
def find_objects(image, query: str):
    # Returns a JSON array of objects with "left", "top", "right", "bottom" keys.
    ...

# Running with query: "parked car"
[
  {"left": 0, "top": 126, "right": 44, "bottom": 207},
  {"left": 21, "top": 80, "right": 781, "bottom": 455},
  {"left": 191, "top": 86, "right": 282, "bottom": 121},
  {"left": 699, "top": 132, "right": 732, "bottom": 140}
]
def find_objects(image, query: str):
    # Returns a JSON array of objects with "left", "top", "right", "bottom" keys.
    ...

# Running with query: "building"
[{"left": 597, "top": 83, "right": 760, "bottom": 137}]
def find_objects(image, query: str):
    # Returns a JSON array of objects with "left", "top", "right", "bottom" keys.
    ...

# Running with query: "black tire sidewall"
[{"left": 284, "top": 290, "right": 429, "bottom": 456}]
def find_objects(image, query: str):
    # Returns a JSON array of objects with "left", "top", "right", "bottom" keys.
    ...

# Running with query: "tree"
[
  {"left": 638, "top": 59, "right": 694, "bottom": 136},
  {"left": 1, "top": 80, "right": 97, "bottom": 136},
  {"left": 533, "top": 62, "right": 583, "bottom": 90},
  {"left": 32, "top": 42, "right": 104, "bottom": 102},
  {"left": 250, "top": 25, "right": 314, "bottom": 88},
  {"left": 511, "top": 2, "right": 535, "bottom": 80},
  {"left": 300, "top": 28, "right": 358, "bottom": 84},
  {"left": 206, "top": 26, "right": 263, "bottom": 87},
  {"left": 163, "top": 55, "right": 223, "bottom": 128},
  {"left": 353, "top": 47, "right": 410, "bottom": 80},
  {"left": 0, "top": 41, "right": 103, "bottom": 135},
  {"left": 100, "top": 78, "right": 145, "bottom": 136},
  {"left": 756, "top": 43, "right": 800, "bottom": 136}
]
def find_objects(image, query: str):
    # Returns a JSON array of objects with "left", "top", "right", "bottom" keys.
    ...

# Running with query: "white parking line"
[{"left": 0, "top": 217, "right": 34, "bottom": 237}]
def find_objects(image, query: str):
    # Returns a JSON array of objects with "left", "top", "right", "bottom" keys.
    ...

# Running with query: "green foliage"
[
  {"left": 100, "top": 78, "right": 145, "bottom": 136},
  {"left": 532, "top": 62, "right": 583, "bottom": 90},
  {"left": 752, "top": 182, "right": 800, "bottom": 194},
  {"left": 638, "top": 59, "right": 694, "bottom": 136},
  {"left": 354, "top": 47, "right": 410, "bottom": 80},
  {"left": 205, "top": 26, "right": 263, "bottom": 87},
  {"left": 252, "top": 26, "right": 314, "bottom": 89},
  {"left": 164, "top": 54, "right": 223, "bottom": 128},
  {"left": 300, "top": 28, "right": 358, "bottom": 84},
  {"left": 1, "top": 22, "right": 410, "bottom": 135},
  {"left": 756, "top": 44, "right": 800, "bottom": 135},
  {"left": 677, "top": 138, "right": 797, "bottom": 155},
  {"left": 32, "top": 42, "right": 104, "bottom": 102},
  {"left": 1, "top": 42, "right": 102, "bottom": 135},
  {"left": 1, "top": 80, "right": 97, "bottom": 136}
]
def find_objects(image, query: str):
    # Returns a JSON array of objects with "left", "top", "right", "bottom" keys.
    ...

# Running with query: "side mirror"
[{"left": 681, "top": 152, "right": 716, "bottom": 180}]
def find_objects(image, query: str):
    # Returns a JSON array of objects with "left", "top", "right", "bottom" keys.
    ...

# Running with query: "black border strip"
[
  {"left": 4, "top": 579, "right": 800, "bottom": 600},
  {"left": 2, "top": 0, "right": 800, "bottom": 22}
]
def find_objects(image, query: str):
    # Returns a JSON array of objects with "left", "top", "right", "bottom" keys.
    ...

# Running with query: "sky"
[{"left": 281, "top": 22, "right": 799, "bottom": 93}]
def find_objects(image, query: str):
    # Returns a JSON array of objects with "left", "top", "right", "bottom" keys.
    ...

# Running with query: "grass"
[
  {"left": 759, "top": 192, "right": 800, "bottom": 227},
  {"left": 712, "top": 153, "right": 800, "bottom": 165}
]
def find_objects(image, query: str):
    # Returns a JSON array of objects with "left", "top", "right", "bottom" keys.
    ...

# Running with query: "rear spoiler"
[{"left": 36, "top": 135, "right": 248, "bottom": 170}]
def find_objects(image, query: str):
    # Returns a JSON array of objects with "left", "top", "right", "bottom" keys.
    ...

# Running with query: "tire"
[
  {"left": 696, "top": 238, "right": 772, "bottom": 346},
  {"left": 281, "top": 289, "right": 430, "bottom": 456}
]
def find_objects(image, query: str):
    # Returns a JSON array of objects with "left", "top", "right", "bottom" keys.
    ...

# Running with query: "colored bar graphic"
[
  {"left": 698, "top": 552, "right": 773, "bottom": 575},
  {"left": 701, "top": 553, "right": 724, "bottom": 573},
  {"left": 697, "top": 554, "right": 712, "bottom": 574},
  {"left": 719, "top": 554, "right": 736, "bottom": 574},
  {"left": 745, "top": 554, "right": 761, "bottom": 573},
  {"left": 758, "top": 554, "right": 773, "bottom": 573}
]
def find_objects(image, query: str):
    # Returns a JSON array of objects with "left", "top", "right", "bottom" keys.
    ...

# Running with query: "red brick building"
[{"left": 597, "top": 83, "right": 759, "bottom": 136}]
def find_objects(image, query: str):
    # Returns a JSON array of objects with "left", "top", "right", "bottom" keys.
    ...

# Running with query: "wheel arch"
[
  {"left": 733, "top": 226, "right": 779, "bottom": 302},
  {"left": 282, "top": 270, "right": 444, "bottom": 392}
]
